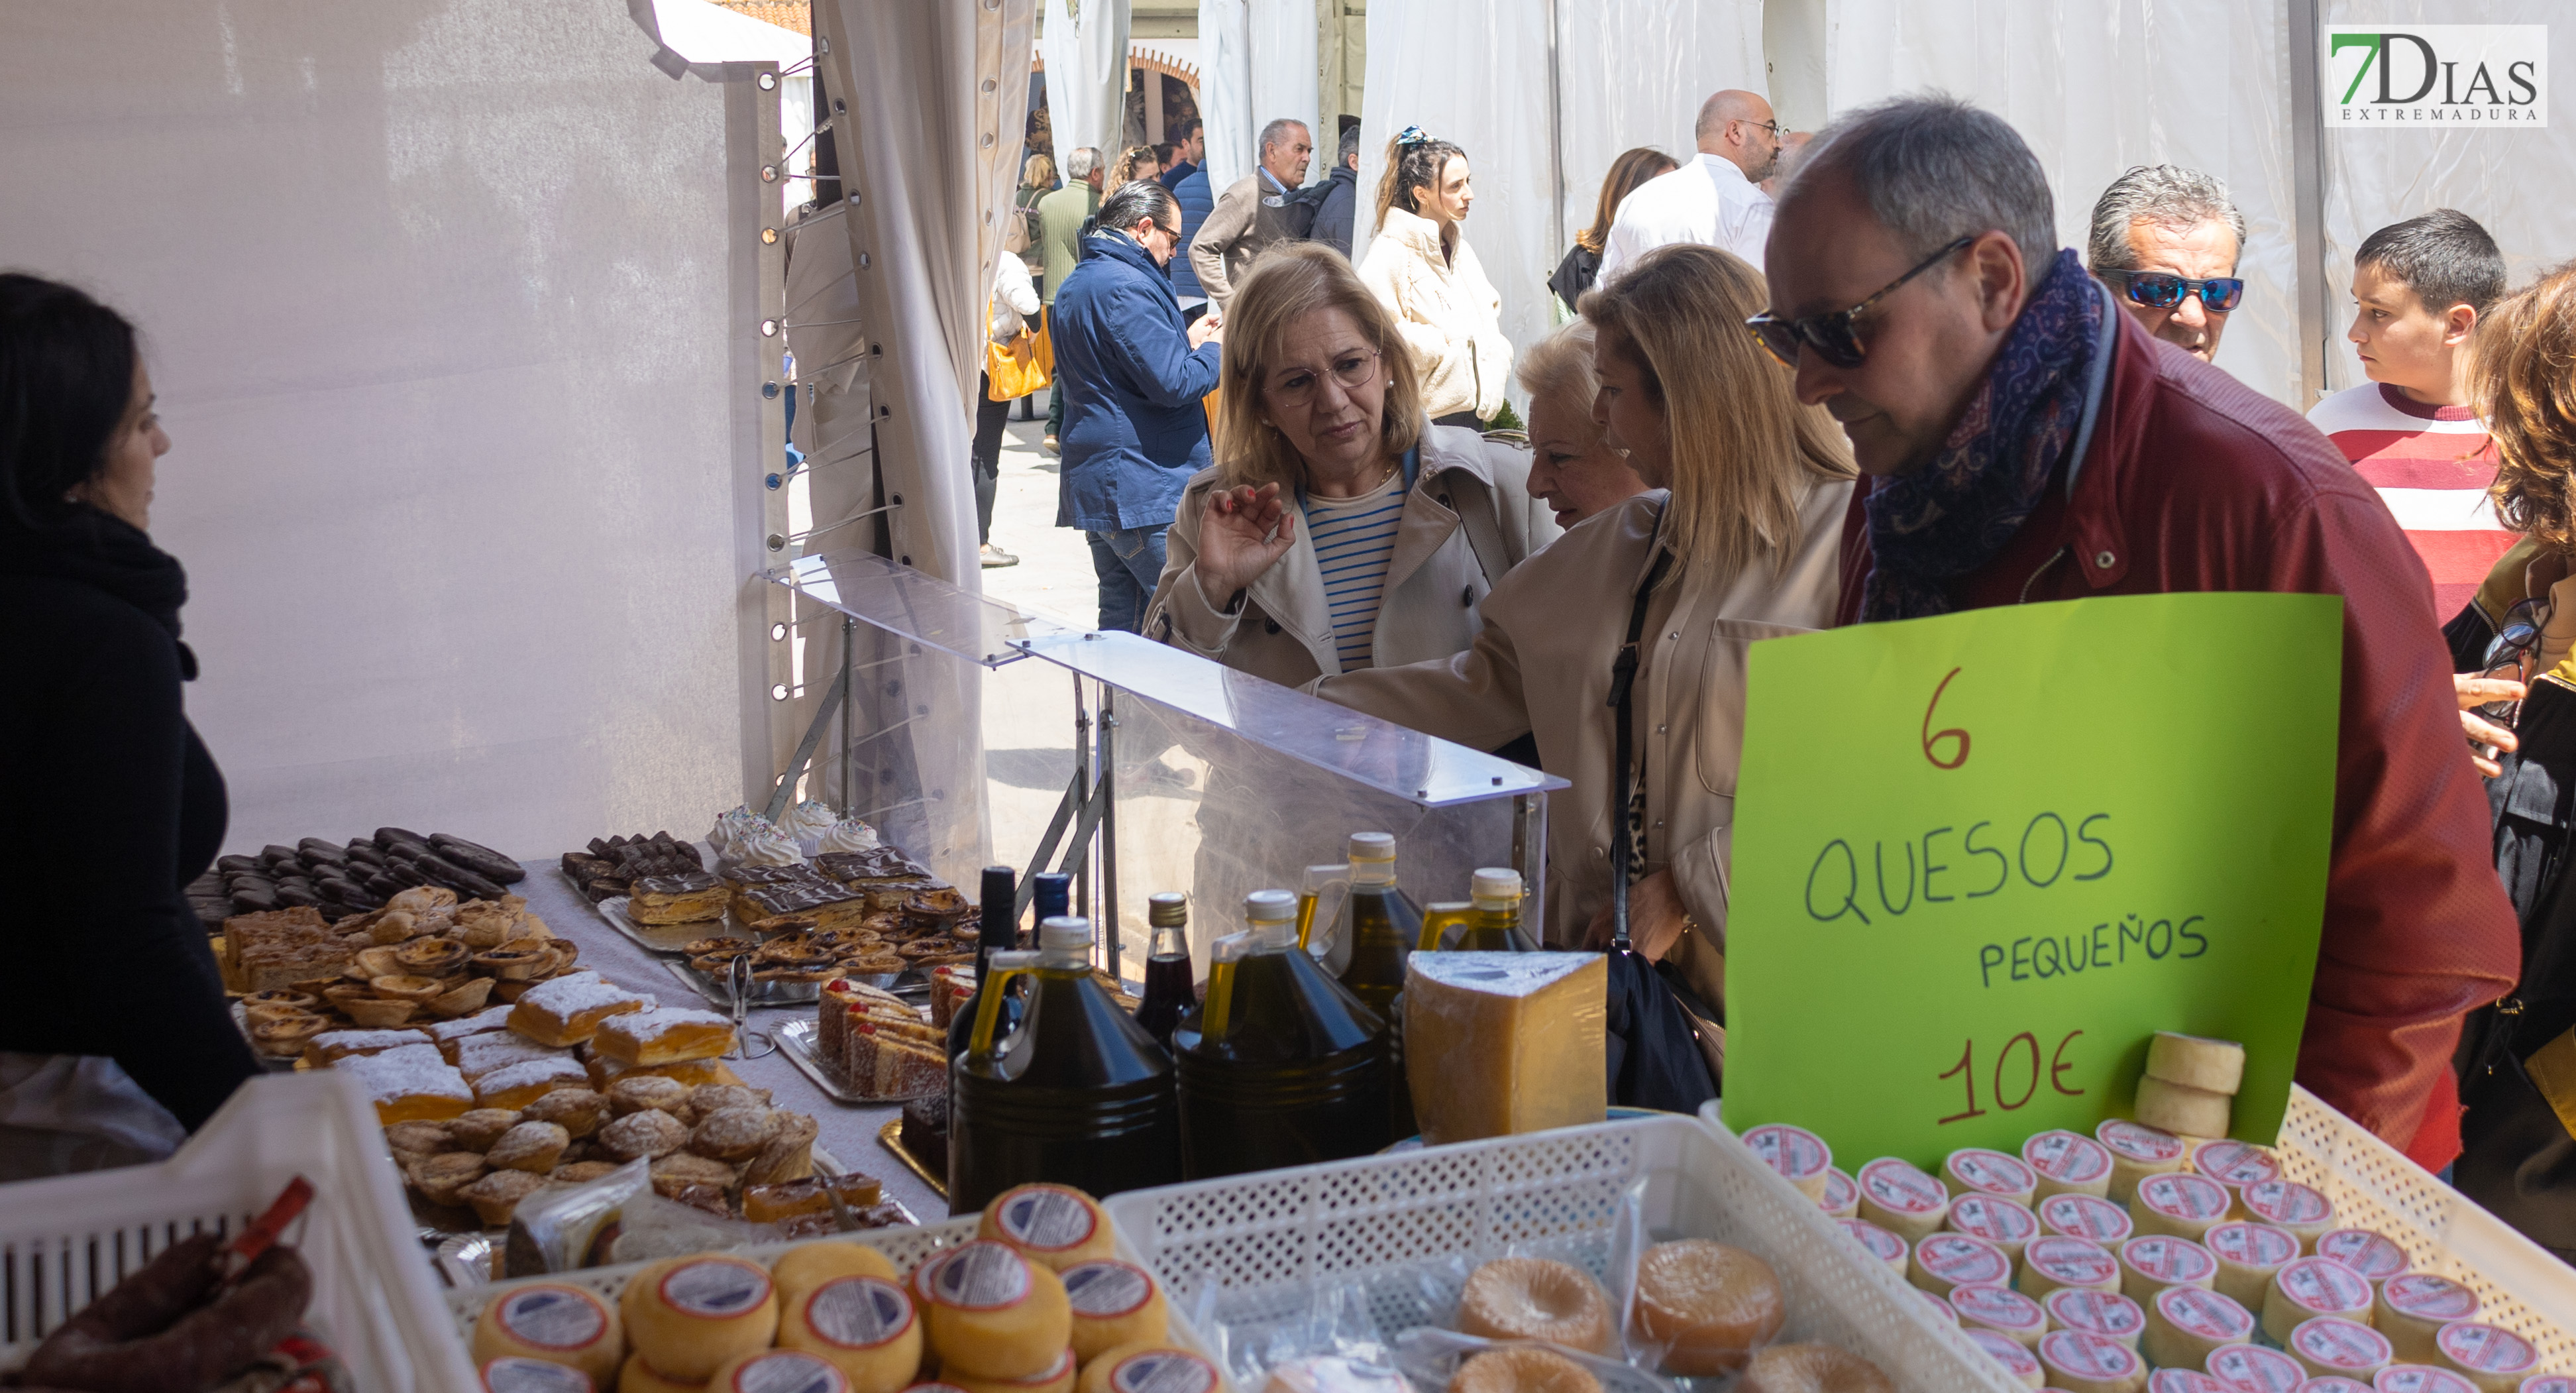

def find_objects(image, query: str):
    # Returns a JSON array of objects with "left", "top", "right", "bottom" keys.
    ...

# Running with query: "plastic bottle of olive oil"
[
  {"left": 1300, "top": 832, "right": 1422, "bottom": 1016},
  {"left": 1417, "top": 869, "right": 1538, "bottom": 951}
]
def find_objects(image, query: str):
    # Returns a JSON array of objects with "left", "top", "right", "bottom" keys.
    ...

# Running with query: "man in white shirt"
[{"left": 1597, "top": 89, "right": 1782, "bottom": 282}]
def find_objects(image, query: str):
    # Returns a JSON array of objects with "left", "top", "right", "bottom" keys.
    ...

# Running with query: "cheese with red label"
[
  {"left": 2193, "top": 1141, "right": 2282, "bottom": 1194},
  {"left": 1953, "top": 1282, "right": 2050, "bottom": 1348},
  {"left": 2313, "top": 1230, "right": 2408, "bottom": 1284},
  {"left": 2290, "top": 1318, "right": 2394, "bottom": 1381},
  {"left": 2434, "top": 1323, "right": 2539, "bottom": 1393},
  {"left": 2264, "top": 1258, "right": 2375, "bottom": 1344},
  {"left": 2120, "top": 1235, "right": 2220, "bottom": 1304},
  {"left": 1911, "top": 1232, "right": 2013, "bottom": 1297},
  {"left": 473, "top": 1284, "right": 623, "bottom": 1388},
  {"left": 2026, "top": 1130, "right": 2116, "bottom": 1200},
  {"left": 1858, "top": 1158, "right": 1951, "bottom": 1243},
  {"left": 1744, "top": 1124, "right": 1833, "bottom": 1201},
  {"left": 2039, "top": 1328, "right": 2147, "bottom": 1393},
  {"left": 2241, "top": 1181, "right": 2336, "bottom": 1249},
  {"left": 2044, "top": 1288, "right": 2146, "bottom": 1349},
  {"left": 1839, "top": 1217, "right": 1909, "bottom": 1276},
  {"left": 2374, "top": 1276, "right": 2479, "bottom": 1364},
  {"left": 1950, "top": 1194, "right": 2042, "bottom": 1261},
  {"left": 2516, "top": 1377, "right": 2576, "bottom": 1393},
  {"left": 1818, "top": 1166, "right": 1859, "bottom": 1219},
  {"left": 1947, "top": 1148, "right": 2040, "bottom": 1204},
  {"left": 2145, "top": 1286, "right": 2257, "bottom": 1370},
  {"left": 2022, "top": 1237, "right": 2123, "bottom": 1300},
  {"left": 1968, "top": 1328, "right": 2047, "bottom": 1390},
  {"left": 2375, "top": 1365, "right": 2479, "bottom": 1393},
  {"left": 2153, "top": 1372, "right": 2230, "bottom": 1393},
  {"left": 2206, "top": 1223, "right": 2302, "bottom": 1309},
  {"left": 2135, "top": 1174, "right": 2233, "bottom": 1243},
  {"left": 2208, "top": 1345, "right": 2308, "bottom": 1393},
  {"left": 2098, "top": 1121, "right": 2191, "bottom": 1204},
  {"left": 2043, "top": 1194, "right": 2133, "bottom": 1247}
]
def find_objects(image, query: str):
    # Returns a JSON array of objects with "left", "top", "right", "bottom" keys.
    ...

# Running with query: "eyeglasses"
[
  {"left": 2479, "top": 597, "right": 2543, "bottom": 730},
  {"left": 1738, "top": 119, "right": 1784, "bottom": 137},
  {"left": 1745, "top": 236, "right": 1974, "bottom": 370},
  {"left": 1266, "top": 348, "right": 1383, "bottom": 406},
  {"left": 2100, "top": 268, "right": 2244, "bottom": 312}
]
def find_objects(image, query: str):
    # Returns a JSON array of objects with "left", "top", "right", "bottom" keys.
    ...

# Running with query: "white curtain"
[
  {"left": 1820, "top": 0, "right": 2304, "bottom": 406},
  {"left": 1556, "top": 1, "right": 1765, "bottom": 249},
  {"left": 1042, "top": 0, "right": 1132, "bottom": 171},
  {"left": 1198, "top": 0, "right": 1256, "bottom": 190},
  {"left": 1249, "top": 0, "right": 1321, "bottom": 182}
]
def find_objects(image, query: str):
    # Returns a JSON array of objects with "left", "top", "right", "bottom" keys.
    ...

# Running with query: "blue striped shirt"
[{"left": 1305, "top": 471, "right": 1408, "bottom": 670}]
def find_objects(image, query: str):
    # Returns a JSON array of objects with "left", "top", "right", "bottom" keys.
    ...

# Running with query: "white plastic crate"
[
  {"left": 1102, "top": 1115, "right": 2023, "bottom": 1393},
  {"left": 0, "top": 1071, "right": 474, "bottom": 1390}
]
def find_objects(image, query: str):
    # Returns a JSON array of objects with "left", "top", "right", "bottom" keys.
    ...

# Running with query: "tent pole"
[
  {"left": 1546, "top": 0, "right": 1565, "bottom": 259},
  {"left": 2287, "top": 0, "right": 2329, "bottom": 406}
]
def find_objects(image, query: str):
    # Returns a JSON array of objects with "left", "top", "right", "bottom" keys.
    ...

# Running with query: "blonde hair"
[
  {"left": 1214, "top": 243, "right": 1426, "bottom": 490},
  {"left": 1107, "top": 145, "right": 1157, "bottom": 187},
  {"left": 2481, "top": 262, "right": 2576, "bottom": 555},
  {"left": 1516, "top": 320, "right": 1600, "bottom": 427},
  {"left": 1580, "top": 243, "right": 1855, "bottom": 584},
  {"left": 1022, "top": 152, "right": 1056, "bottom": 190}
]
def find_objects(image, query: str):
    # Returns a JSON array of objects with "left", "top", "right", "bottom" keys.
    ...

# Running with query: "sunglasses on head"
[
  {"left": 1745, "top": 235, "right": 1974, "bottom": 370},
  {"left": 2101, "top": 268, "right": 2243, "bottom": 312}
]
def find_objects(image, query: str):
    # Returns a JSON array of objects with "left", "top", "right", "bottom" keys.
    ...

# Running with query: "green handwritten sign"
[{"left": 1723, "top": 593, "right": 2341, "bottom": 1168}]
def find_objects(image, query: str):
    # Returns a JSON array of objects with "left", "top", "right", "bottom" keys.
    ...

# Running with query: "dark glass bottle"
[
  {"left": 1134, "top": 892, "right": 1195, "bottom": 1051},
  {"left": 947, "top": 867, "right": 1024, "bottom": 1058},
  {"left": 1030, "top": 871, "right": 1071, "bottom": 936},
  {"left": 949, "top": 916, "right": 1182, "bottom": 1209},
  {"left": 1303, "top": 832, "right": 1422, "bottom": 1018}
]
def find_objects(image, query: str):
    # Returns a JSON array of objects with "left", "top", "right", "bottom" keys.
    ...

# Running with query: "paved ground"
[{"left": 975, "top": 388, "right": 1102, "bottom": 630}]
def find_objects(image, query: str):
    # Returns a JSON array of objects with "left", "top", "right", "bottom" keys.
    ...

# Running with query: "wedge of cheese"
[{"left": 1405, "top": 952, "right": 1606, "bottom": 1144}]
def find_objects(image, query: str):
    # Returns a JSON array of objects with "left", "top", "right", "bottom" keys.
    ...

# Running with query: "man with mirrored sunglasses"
[
  {"left": 2084, "top": 165, "right": 2246, "bottom": 363},
  {"left": 1757, "top": 95, "right": 2517, "bottom": 1179}
]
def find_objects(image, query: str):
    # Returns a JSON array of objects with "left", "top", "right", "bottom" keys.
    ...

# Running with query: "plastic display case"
[{"left": 764, "top": 549, "right": 1566, "bottom": 978}]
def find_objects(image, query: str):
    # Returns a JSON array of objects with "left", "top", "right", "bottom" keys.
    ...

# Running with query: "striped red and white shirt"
[{"left": 2307, "top": 381, "right": 2504, "bottom": 619}]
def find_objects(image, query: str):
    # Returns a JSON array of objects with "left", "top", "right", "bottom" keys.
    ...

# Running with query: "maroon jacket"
[{"left": 1835, "top": 307, "right": 2518, "bottom": 1170}]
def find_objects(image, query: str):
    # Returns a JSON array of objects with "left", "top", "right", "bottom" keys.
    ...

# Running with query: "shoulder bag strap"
[{"left": 1609, "top": 535, "right": 1675, "bottom": 952}]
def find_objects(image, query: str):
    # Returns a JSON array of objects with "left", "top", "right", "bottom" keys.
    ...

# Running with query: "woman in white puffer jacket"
[{"left": 1358, "top": 127, "right": 1511, "bottom": 427}]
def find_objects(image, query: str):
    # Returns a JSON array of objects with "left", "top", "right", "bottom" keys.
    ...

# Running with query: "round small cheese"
[
  {"left": 2039, "top": 1329, "right": 2146, "bottom": 1393},
  {"left": 2144, "top": 1286, "right": 2257, "bottom": 1370},
  {"left": 2021, "top": 1237, "right": 2122, "bottom": 1300},
  {"left": 2289, "top": 1318, "right": 2394, "bottom": 1382},
  {"left": 780, "top": 1276, "right": 924, "bottom": 1393},
  {"left": 2381, "top": 1366, "right": 2481, "bottom": 1393},
  {"left": 924, "top": 1241, "right": 1073, "bottom": 1381},
  {"left": 621, "top": 1353, "right": 710, "bottom": 1393},
  {"left": 1061, "top": 1260, "right": 1168, "bottom": 1363},
  {"left": 1856, "top": 1158, "right": 1951, "bottom": 1243},
  {"left": 1952, "top": 1283, "right": 2049, "bottom": 1348},
  {"left": 1911, "top": 1232, "right": 2013, "bottom": 1297},
  {"left": 2042, "top": 1194, "right": 2133, "bottom": 1247},
  {"left": 2153, "top": 1373, "right": 2231, "bottom": 1393},
  {"left": 1077, "top": 1347, "right": 1225, "bottom": 1393},
  {"left": 2119, "top": 1236, "right": 2220, "bottom": 1304},
  {"left": 2304, "top": 1379, "right": 2376, "bottom": 1393},
  {"left": 2026, "top": 1131, "right": 2116, "bottom": 1200},
  {"left": 707, "top": 1350, "right": 854, "bottom": 1393},
  {"left": 2264, "top": 1258, "right": 2376, "bottom": 1344},
  {"left": 1946, "top": 1148, "right": 2040, "bottom": 1205},
  {"left": 2314, "top": 1230, "right": 2409, "bottom": 1286},
  {"left": 1817, "top": 1168, "right": 1860, "bottom": 1220},
  {"left": 1839, "top": 1218, "right": 1909, "bottom": 1276},
  {"left": 2098, "top": 1121, "right": 2191, "bottom": 1205},
  {"left": 1743, "top": 1124, "right": 1834, "bottom": 1200},
  {"left": 2193, "top": 1142, "right": 2282, "bottom": 1199},
  {"left": 2241, "top": 1182, "right": 2335, "bottom": 1249},
  {"left": 622, "top": 1256, "right": 782, "bottom": 1383},
  {"left": 2135, "top": 1174, "right": 2234, "bottom": 1243},
  {"left": 1950, "top": 1195, "right": 2042, "bottom": 1262},
  {"left": 2375, "top": 1276, "right": 2481, "bottom": 1364},
  {"left": 480, "top": 1356, "right": 599, "bottom": 1393},
  {"left": 2434, "top": 1323, "right": 2540, "bottom": 1393},
  {"left": 2520, "top": 1378, "right": 2576, "bottom": 1393},
  {"left": 2147, "top": 1033, "right": 2247, "bottom": 1094},
  {"left": 1921, "top": 1289, "right": 1962, "bottom": 1325},
  {"left": 1967, "top": 1328, "right": 2047, "bottom": 1390},
  {"left": 951, "top": 1349, "right": 1077, "bottom": 1393},
  {"left": 777, "top": 1243, "right": 902, "bottom": 1311},
  {"left": 2206, "top": 1223, "right": 2302, "bottom": 1309},
  {"left": 473, "top": 1283, "right": 623, "bottom": 1388},
  {"left": 2208, "top": 1345, "right": 2309, "bottom": 1393},
  {"left": 2044, "top": 1289, "right": 2146, "bottom": 1349},
  {"left": 2137, "top": 1080, "right": 2234, "bottom": 1141},
  {"left": 979, "top": 1184, "right": 1114, "bottom": 1272}
]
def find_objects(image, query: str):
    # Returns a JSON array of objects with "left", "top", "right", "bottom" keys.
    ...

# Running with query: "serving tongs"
[{"left": 723, "top": 953, "right": 777, "bottom": 1060}]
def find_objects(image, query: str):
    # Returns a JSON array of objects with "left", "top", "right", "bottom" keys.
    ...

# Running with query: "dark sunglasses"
[
  {"left": 1746, "top": 236, "right": 1974, "bottom": 369},
  {"left": 2101, "top": 268, "right": 2244, "bottom": 312}
]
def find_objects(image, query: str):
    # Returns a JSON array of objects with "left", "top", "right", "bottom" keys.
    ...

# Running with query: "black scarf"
[{"left": 0, "top": 507, "right": 195, "bottom": 678}]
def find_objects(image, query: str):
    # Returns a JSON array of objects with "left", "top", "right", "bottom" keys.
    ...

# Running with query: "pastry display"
[
  {"left": 561, "top": 832, "right": 705, "bottom": 903},
  {"left": 198, "top": 826, "right": 523, "bottom": 925},
  {"left": 628, "top": 872, "right": 731, "bottom": 926},
  {"left": 596, "top": 1005, "right": 735, "bottom": 1066},
  {"left": 224, "top": 884, "right": 571, "bottom": 1045},
  {"left": 506, "top": 970, "right": 651, "bottom": 1046}
]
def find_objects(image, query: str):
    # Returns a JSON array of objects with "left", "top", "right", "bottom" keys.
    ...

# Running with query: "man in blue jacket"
[
  {"left": 1168, "top": 164, "right": 1215, "bottom": 325},
  {"left": 1050, "top": 179, "right": 1226, "bottom": 632}
]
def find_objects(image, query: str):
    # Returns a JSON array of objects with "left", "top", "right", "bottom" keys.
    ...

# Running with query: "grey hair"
[
  {"left": 2086, "top": 166, "right": 2247, "bottom": 272},
  {"left": 1781, "top": 93, "right": 2057, "bottom": 268},
  {"left": 1258, "top": 118, "right": 1310, "bottom": 157},
  {"left": 1516, "top": 319, "right": 1599, "bottom": 418},
  {"left": 1065, "top": 146, "right": 1100, "bottom": 180}
]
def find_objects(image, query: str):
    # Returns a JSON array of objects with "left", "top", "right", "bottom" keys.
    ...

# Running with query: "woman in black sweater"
[{"left": 0, "top": 274, "right": 259, "bottom": 1177}]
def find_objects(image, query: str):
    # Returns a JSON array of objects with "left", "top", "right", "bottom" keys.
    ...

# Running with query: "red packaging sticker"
[
  {"left": 996, "top": 1186, "right": 1099, "bottom": 1252},
  {"left": 2302, "top": 1380, "right": 2375, "bottom": 1393},
  {"left": 2100, "top": 1119, "right": 2188, "bottom": 1162},
  {"left": 2381, "top": 1275, "right": 2479, "bottom": 1323},
  {"left": 1953, "top": 1282, "right": 2047, "bottom": 1332},
  {"left": 1110, "top": 1351, "right": 1218, "bottom": 1393},
  {"left": 2044, "top": 1288, "right": 2147, "bottom": 1340},
  {"left": 1063, "top": 1261, "right": 1157, "bottom": 1319},
  {"left": 2208, "top": 1345, "right": 2307, "bottom": 1393},
  {"left": 1746, "top": 1124, "right": 1831, "bottom": 1183},
  {"left": 803, "top": 1278, "right": 915, "bottom": 1350},
  {"left": 2291, "top": 1319, "right": 2393, "bottom": 1371},
  {"left": 1953, "top": 1196, "right": 2041, "bottom": 1247},
  {"left": 2434, "top": 1323, "right": 2538, "bottom": 1376},
  {"left": 2140, "top": 1173, "right": 2233, "bottom": 1222},
  {"left": 1968, "top": 1328, "right": 2045, "bottom": 1379},
  {"left": 2041, "top": 1329, "right": 2142, "bottom": 1381},
  {"left": 663, "top": 1258, "right": 775, "bottom": 1319},
  {"left": 1950, "top": 1148, "right": 2039, "bottom": 1197},
  {"left": 2154, "top": 1373, "right": 2231, "bottom": 1393},
  {"left": 1860, "top": 1158, "right": 1949, "bottom": 1213},
  {"left": 2509, "top": 1377, "right": 2574, "bottom": 1393},
  {"left": 930, "top": 1243, "right": 1034, "bottom": 1311},
  {"left": 729, "top": 1351, "right": 848, "bottom": 1393},
  {"left": 2314, "top": 1230, "right": 2408, "bottom": 1281},
  {"left": 2123, "top": 1236, "right": 2220, "bottom": 1285},
  {"left": 2279, "top": 1258, "right": 2372, "bottom": 1316},
  {"left": 2027, "top": 1237, "right": 2120, "bottom": 1287},
  {"left": 1922, "top": 1289, "right": 1962, "bottom": 1323},
  {"left": 494, "top": 1286, "right": 610, "bottom": 1350},
  {"left": 1841, "top": 1218, "right": 1908, "bottom": 1264},
  {"left": 2245, "top": 1180, "right": 2334, "bottom": 1227},
  {"left": 2025, "top": 1130, "right": 2115, "bottom": 1186},
  {"left": 2195, "top": 1141, "right": 2283, "bottom": 1188},
  {"left": 2206, "top": 1223, "right": 2300, "bottom": 1270},
  {"left": 1819, "top": 1168, "right": 1858, "bottom": 1214},
  {"left": 1919, "top": 1233, "right": 2012, "bottom": 1285},
  {"left": 2157, "top": 1287, "right": 2256, "bottom": 1342},
  {"left": 482, "top": 1358, "right": 596, "bottom": 1393},
  {"left": 2375, "top": 1368, "right": 2478, "bottom": 1393},
  {"left": 2041, "top": 1194, "right": 2133, "bottom": 1245}
]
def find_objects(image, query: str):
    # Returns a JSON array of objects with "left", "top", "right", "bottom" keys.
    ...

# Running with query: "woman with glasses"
[
  {"left": 1142, "top": 242, "right": 1550, "bottom": 687},
  {"left": 1358, "top": 128, "right": 1510, "bottom": 428},
  {"left": 1311, "top": 244, "right": 1854, "bottom": 1016}
]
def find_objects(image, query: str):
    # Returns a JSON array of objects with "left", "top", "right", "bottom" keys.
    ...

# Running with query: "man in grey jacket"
[{"left": 1187, "top": 117, "right": 1312, "bottom": 315}]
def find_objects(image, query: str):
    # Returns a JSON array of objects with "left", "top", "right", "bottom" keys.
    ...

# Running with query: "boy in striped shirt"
[{"left": 2306, "top": 209, "right": 2508, "bottom": 623}]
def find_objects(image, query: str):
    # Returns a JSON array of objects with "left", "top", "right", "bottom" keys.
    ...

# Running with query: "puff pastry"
[
  {"left": 595, "top": 1006, "right": 735, "bottom": 1067},
  {"left": 506, "top": 971, "right": 650, "bottom": 1046},
  {"left": 339, "top": 1042, "right": 474, "bottom": 1124},
  {"left": 626, "top": 872, "right": 729, "bottom": 925}
]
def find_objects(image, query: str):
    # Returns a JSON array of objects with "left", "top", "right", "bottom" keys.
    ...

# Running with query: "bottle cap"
[
  {"left": 1148, "top": 892, "right": 1187, "bottom": 927},
  {"left": 1031, "top": 871, "right": 1073, "bottom": 917},
  {"left": 1348, "top": 832, "right": 1397, "bottom": 885},
  {"left": 1245, "top": 889, "right": 1297, "bottom": 922},
  {"left": 981, "top": 867, "right": 1016, "bottom": 935},
  {"left": 1039, "top": 915, "right": 1093, "bottom": 958},
  {"left": 1470, "top": 867, "right": 1523, "bottom": 903}
]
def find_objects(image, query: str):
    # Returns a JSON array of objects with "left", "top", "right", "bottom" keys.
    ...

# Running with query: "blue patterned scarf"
[{"left": 1860, "top": 249, "right": 2104, "bottom": 621}]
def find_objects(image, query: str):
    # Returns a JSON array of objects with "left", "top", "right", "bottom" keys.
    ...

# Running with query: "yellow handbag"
[{"left": 987, "top": 305, "right": 1053, "bottom": 401}]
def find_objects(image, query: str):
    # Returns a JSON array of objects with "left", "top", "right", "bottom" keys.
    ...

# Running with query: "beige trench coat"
[
  {"left": 1308, "top": 481, "right": 1852, "bottom": 1012},
  {"left": 1142, "top": 425, "right": 1557, "bottom": 685}
]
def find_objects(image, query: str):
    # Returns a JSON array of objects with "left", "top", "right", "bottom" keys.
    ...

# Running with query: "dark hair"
[
  {"left": 1097, "top": 179, "right": 1181, "bottom": 238},
  {"left": 1152, "top": 142, "right": 1178, "bottom": 168},
  {"left": 1, "top": 273, "right": 140, "bottom": 532},
  {"left": 1337, "top": 123, "right": 1363, "bottom": 164},
  {"left": 2357, "top": 209, "right": 2506, "bottom": 317},
  {"left": 1178, "top": 118, "right": 1203, "bottom": 142},
  {"left": 1783, "top": 93, "right": 2057, "bottom": 268},
  {"left": 1373, "top": 130, "right": 1468, "bottom": 227},
  {"left": 1580, "top": 146, "right": 1679, "bottom": 254}
]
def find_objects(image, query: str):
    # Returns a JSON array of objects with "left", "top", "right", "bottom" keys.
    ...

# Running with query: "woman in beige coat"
[
  {"left": 1358, "top": 129, "right": 1511, "bottom": 427},
  {"left": 1313, "top": 244, "right": 1856, "bottom": 1018},
  {"left": 1141, "top": 243, "right": 1552, "bottom": 687}
]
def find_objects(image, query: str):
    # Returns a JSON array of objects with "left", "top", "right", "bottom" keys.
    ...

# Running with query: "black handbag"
[{"left": 1603, "top": 542, "right": 1723, "bottom": 1115}]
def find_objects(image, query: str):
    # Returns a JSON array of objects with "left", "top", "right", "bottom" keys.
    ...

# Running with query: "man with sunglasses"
[
  {"left": 1760, "top": 95, "right": 2517, "bottom": 1180},
  {"left": 2084, "top": 165, "right": 2246, "bottom": 363},
  {"left": 1596, "top": 89, "right": 1781, "bottom": 284}
]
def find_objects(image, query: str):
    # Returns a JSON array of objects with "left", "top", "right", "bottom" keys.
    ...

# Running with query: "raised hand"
[{"left": 1193, "top": 482, "right": 1296, "bottom": 600}]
